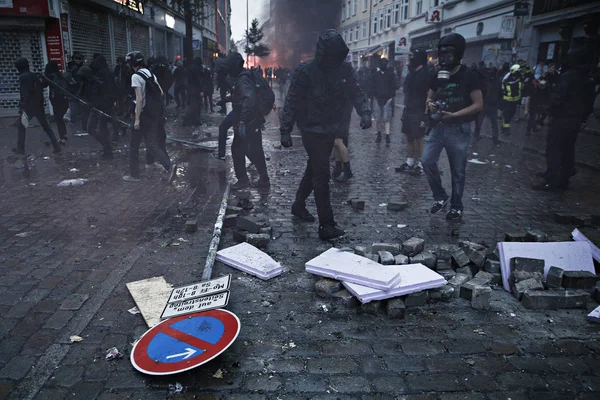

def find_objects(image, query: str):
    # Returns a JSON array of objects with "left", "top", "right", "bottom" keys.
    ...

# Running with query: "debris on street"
[
  {"left": 212, "top": 369, "right": 224, "bottom": 379},
  {"left": 15, "top": 231, "right": 34, "bottom": 238},
  {"left": 168, "top": 383, "right": 184, "bottom": 393},
  {"left": 127, "top": 306, "right": 141, "bottom": 315},
  {"left": 126, "top": 276, "right": 174, "bottom": 328},
  {"left": 572, "top": 227, "right": 600, "bottom": 262},
  {"left": 69, "top": 335, "right": 83, "bottom": 343},
  {"left": 588, "top": 305, "right": 600, "bottom": 323},
  {"left": 216, "top": 242, "right": 283, "bottom": 279},
  {"left": 105, "top": 347, "right": 122, "bottom": 360},
  {"left": 57, "top": 178, "right": 88, "bottom": 187}
]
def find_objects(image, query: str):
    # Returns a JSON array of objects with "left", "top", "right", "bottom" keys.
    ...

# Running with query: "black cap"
[{"left": 438, "top": 33, "right": 466, "bottom": 60}]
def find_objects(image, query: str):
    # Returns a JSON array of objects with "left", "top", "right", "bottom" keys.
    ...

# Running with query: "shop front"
[{"left": 409, "top": 31, "right": 441, "bottom": 61}]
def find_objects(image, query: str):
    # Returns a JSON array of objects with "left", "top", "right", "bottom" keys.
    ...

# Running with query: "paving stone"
[
  {"left": 43, "top": 310, "right": 74, "bottom": 330},
  {"left": 521, "top": 289, "right": 590, "bottom": 310},
  {"left": 259, "top": 226, "right": 273, "bottom": 235},
  {"left": 512, "top": 270, "right": 544, "bottom": 284},
  {"left": 329, "top": 376, "right": 371, "bottom": 393},
  {"left": 354, "top": 246, "right": 367, "bottom": 256},
  {"left": 372, "top": 243, "right": 400, "bottom": 255},
  {"left": 428, "top": 285, "right": 454, "bottom": 301},
  {"left": 546, "top": 266, "right": 564, "bottom": 289},
  {"left": 573, "top": 215, "right": 592, "bottom": 225},
  {"left": 474, "top": 271, "right": 494, "bottom": 285},
  {"left": 59, "top": 294, "right": 89, "bottom": 311},
  {"left": 50, "top": 365, "right": 84, "bottom": 388},
  {"left": 394, "top": 254, "right": 409, "bottom": 265},
  {"left": 459, "top": 278, "right": 489, "bottom": 300},
  {"left": 232, "top": 229, "right": 248, "bottom": 242},
  {"left": 425, "top": 357, "right": 471, "bottom": 374},
  {"left": 451, "top": 250, "right": 470, "bottom": 268},
  {"left": 436, "top": 260, "right": 452, "bottom": 270},
  {"left": 185, "top": 219, "right": 197, "bottom": 233},
  {"left": 491, "top": 272, "right": 503, "bottom": 285},
  {"left": 561, "top": 271, "right": 599, "bottom": 291},
  {"left": 410, "top": 251, "right": 437, "bottom": 270},
  {"left": 438, "top": 269, "right": 456, "bottom": 281},
  {"left": 513, "top": 277, "right": 545, "bottom": 300},
  {"left": 377, "top": 251, "right": 395, "bottom": 265},
  {"left": 484, "top": 259, "right": 501, "bottom": 274},
  {"left": 387, "top": 200, "right": 408, "bottom": 211},
  {"left": 0, "top": 356, "right": 35, "bottom": 380},
  {"left": 385, "top": 298, "right": 406, "bottom": 319},
  {"left": 331, "top": 289, "right": 358, "bottom": 308},
  {"left": 448, "top": 273, "right": 470, "bottom": 290},
  {"left": 402, "top": 237, "right": 425, "bottom": 257},
  {"left": 468, "top": 249, "right": 486, "bottom": 269},
  {"left": 339, "top": 247, "right": 354, "bottom": 253},
  {"left": 504, "top": 232, "right": 528, "bottom": 241},
  {"left": 401, "top": 341, "right": 446, "bottom": 356},
  {"left": 404, "top": 291, "right": 428, "bottom": 307},
  {"left": 315, "top": 278, "right": 343, "bottom": 298},
  {"left": 226, "top": 206, "right": 243, "bottom": 215},
  {"left": 237, "top": 215, "right": 269, "bottom": 234},
  {"left": 405, "top": 373, "right": 464, "bottom": 392},
  {"left": 223, "top": 214, "right": 238, "bottom": 228},
  {"left": 306, "top": 357, "right": 359, "bottom": 374},
  {"left": 245, "top": 234, "right": 270, "bottom": 249},
  {"left": 511, "top": 257, "right": 545, "bottom": 275},
  {"left": 432, "top": 244, "right": 454, "bottom": 261},
  {"left": 365, "top": 253, "right": 379, "bottom": 262},
  {"left": 349, "top": 199, "right": 366, "bottom": 211},
  {"left": 359, "top": 301, "right": 382, "bottom": 315},
  {"left": 455, "top": 266, "right": 473, "bottom": 279},
  {"left": 244, "top": 374, "right": 282, "bottom": 391},
  {"left": 525, "top": 229, "right": 548, "bottom": 242},
  {"left": 471, "top": 286, "right": 492, "bottom": 310}
]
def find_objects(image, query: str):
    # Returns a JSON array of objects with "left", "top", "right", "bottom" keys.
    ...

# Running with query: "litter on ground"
[{"left": 216, "top": 242, "right": 283, "bottom": 280}]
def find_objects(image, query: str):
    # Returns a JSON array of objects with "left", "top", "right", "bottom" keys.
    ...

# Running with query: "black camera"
[{"left": 430, "top": 101, "right": 449, "bottom": 121}]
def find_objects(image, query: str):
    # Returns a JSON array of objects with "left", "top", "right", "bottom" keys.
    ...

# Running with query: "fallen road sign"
[
  {"left": 168, "top": 275, "right": 231, "bottom": 303},
  {"left": 161, "top": 291, "right": 229, "bottom": 319},
  {"left": 131, "top": 309, "right": 240, "bottom": 375}
]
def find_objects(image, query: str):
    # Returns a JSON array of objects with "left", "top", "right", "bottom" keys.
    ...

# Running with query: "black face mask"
[
  {"left": 379, "top": 60, "right": 388, "bottom": 71},
  {"left": 438, "top": 46, "right": 459, "bottom": 70}
]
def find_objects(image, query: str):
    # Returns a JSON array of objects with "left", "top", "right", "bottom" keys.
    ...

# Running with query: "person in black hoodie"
[
  {"left": 371, "top": 57, "right": 397, "bottom": 144},
  {"left": 182, "top": 57, "right": 204, "bottom": 126},
  {"left": 203, "top": 66, "right": 215, "bottom": 113},
  {"left": 216, "top": 59, "right": 230, "bottom": 114},
  {"left": 85, "top": 55, "right": 115, "bottom": 159},
  {"left": 227, "top": 52, "right": 270, "bottom": 189},
  {"left": 533, "top": 40, "right": 596, "bottom": 191},
  {"left": 173, "top": 60, "right": 187, "bottom": 110},
  {"left": 65, "top": 51, "right": 85, "bottom": 127},
  {"left": 154, "top": 56, "right": 173, "bottom": 106},
  {"left": 280, "top": 29, "right": 371, "bottom": 240},
  {"left": 44, "top": 62, "right": 70, "bottom": 145},
  {"left": 13, "top": 58, "right": 61, "bottom": 155},
  {"left": 474, "top": 67, "right": 501, "bottom": 144}
]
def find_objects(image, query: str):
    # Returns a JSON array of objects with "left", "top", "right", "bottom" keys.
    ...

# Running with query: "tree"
[
  {"left": 245, "top": 18, "right": 271, "bottom": 66},
  {"left": 171, "top": 0, "right": 211, "bottom": 67}
]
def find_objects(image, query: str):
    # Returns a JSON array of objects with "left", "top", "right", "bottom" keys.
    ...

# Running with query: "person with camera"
[
  {"left": 422, "top": 33, "right": 483, "bottom": 221},
  {"left": 280, "top": 29, "right": 371, "bottom": 240}
]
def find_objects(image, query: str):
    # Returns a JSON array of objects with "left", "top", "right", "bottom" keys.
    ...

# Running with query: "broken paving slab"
[
  {"left": 342, "top": 263, "right": 446, "bottom": 304},
  {"left": 572, "top": 227, "right": 600, "bottom": 263},
  {"left": 306, "top": 248, "right": 401, "bottom": 290},
  {"left": 588, "top": 305, "right": 600, "bottom": 323},
  {"left": 521, "top": 289, "right": 590, "bottom": 310},
  {"left": 497, "top": 241, "right": 596, "bottom": 292},
  {"left": 126, "top": 276, "right": 173, "bottom": 328},
  {"left": 216, "top": 242, "right": 282, "bottom": 280},
  {"left": 402, "top": 237, "right": 425, "bottom": 257}
]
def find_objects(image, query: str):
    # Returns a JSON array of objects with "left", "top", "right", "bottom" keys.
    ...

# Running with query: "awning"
[{"left": 362, "top": 40, "right": 395, "bottom": 56}]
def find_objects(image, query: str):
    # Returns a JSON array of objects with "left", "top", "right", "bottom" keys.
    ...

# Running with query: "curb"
[{"left": 201, "top": 183, "right": 231, "bottom": 281}]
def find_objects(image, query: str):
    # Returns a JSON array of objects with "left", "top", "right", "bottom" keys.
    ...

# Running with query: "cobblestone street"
[{"left": 0, "top": 86, "right": 599, "bottom": 399}]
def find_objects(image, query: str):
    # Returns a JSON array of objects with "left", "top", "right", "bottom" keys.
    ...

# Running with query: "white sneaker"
[{"left": 123, "top": 175, "right": 141, "bottom": 182}]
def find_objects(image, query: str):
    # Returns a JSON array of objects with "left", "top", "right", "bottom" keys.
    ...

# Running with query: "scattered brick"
[
  {"left": 405, "top": 291, "right": 428, "bottom": 307},
  {"left": 545, "top": 266, "right": 564, "bottom": 289},
  {"left": 387, "top": 200, "right": 408, "bottom": 211},
  {"left": 471, "top": 286, "right": 492, "bottom": 310},
  {"left": 185, "top": 219, "right": 197, "bottom": 233},
  {"left": 554, "top": 212, "right": 576, "bottom": 224},
  {"left": 372, "top": 243, "right": 400, "bottom": 255},
  {"left": 525, "top": 230, "right": 548, "bottom": 242},
  {"left": 245, "top": 233, "right": 270, "bottom": 249},
  {"left": 377, "top": 251, "right": 395, "bottom": 265},
  {"left": 410, "top": 251, "right": 437, "bottom": 270},
  {"left": 562, "top": 271, "right": 599, "bottom": 291},
  {"left": 521, "top": 289, "right": 590, "bottom": 310},
  {"left": 402, "top": 237, "right": 425, "bottom": 257},
  {"left": 315, "top": 279, "right": 343, "bottom": 298},
  {"left": 510, "top": 257, "right": 544, "bottom": 275},
  {"left": 474, "top": 271, "right": 494, "bottom": 285},
  {"left": 359, "top": 301, "right": 382, "bottom": 315},
  {"left": 394, "top": 254, "right": 409, "bottom": 265},
  {"left": 504, "top": 232, "right": 527, "bottom": 242},
  {"left": 354, "top": 246, "right": 367, "bottom": 256},
  {"left": 348, "top": 199, "right": 365, "bottom": 210},
  {"left": 459, "top": 278, "right": 489, "bottom": 300},
  {"left": 331, "top": 289, "right": 358, "bottom": 308},
  {"left": 385, "top": 298, "right": 406, "bottom": 319},
  {"left": 223, "top": 214, "right": 238, "bottom": 228},
  {"left": 451, "top": 249, "right": 470, "bottom": 268},
  {"left": 484, "top": 259, "right": 501, "bottom": 274},
  {"left": 513, "top": 277, "right": 544, "bottom": 300}
]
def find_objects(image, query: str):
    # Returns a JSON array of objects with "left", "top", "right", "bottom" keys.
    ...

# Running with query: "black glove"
[
  {"left": 360, "top": 113, "right": 372, "bottom": 130},
  {"left": 280, "top": 133, "right": 293, "bottom": 148}
]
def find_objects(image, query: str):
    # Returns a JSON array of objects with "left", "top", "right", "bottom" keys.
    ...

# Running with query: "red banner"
[{"left": 45, "top": 18, "right": 64, "bottom": 70}]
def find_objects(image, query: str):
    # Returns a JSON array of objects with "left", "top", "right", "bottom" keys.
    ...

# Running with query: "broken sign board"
[
  {"left": 127, "top": 276, "right": 174, "bottom": 328},
  {"left": 161, "top": 291, "right": 230, "bottom": 319},
  {"left": 168, "top": 275, "right": 231, "bottom": 303}
]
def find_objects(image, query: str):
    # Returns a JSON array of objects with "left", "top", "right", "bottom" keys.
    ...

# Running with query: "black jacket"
[
  {"left": 280, "top": 30, "right": 370, "bottom": 136},
  {"left": 89, "top": 56, "right": 116, "bottom": 110},
  {"left": 231, "top": 70, "right": 259, "bottom": 124},
  {"left": 484, "top": 76, "right": 502, "bottom": 107},
  {"left": 46, "top": 72, "right": 69, "bottom": 109},
  {"left": 18, "top": 72, "right": 43, "bottom": 115},
  {"left": 372, "top": 67, "right": 397, "bottom": 100},
  {"left": 550, "top": 66, "right": 595, "bottom": 121}
]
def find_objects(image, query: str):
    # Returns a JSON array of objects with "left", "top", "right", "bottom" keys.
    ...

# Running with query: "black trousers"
[
  {"left": 474, "top": 105, "right": 499, "bottom": 140},
  {"left": 17, "top": 107, "right": 60, "bottom": 152},
  {"left": 219, "top": 87, "right": 227, "bottom": 113},
  {"left": 128, "top": 111, "right": 171, "bottom": 178},
  {"left": 204, "top": 92, "right": 214, "bottom": 112},
  {"left": 146, "top": 118, "right": 168, "bottom": 165},
  {"left": 175, "top": 84, "right": 186, "bottom": 108},
  {"left": 52, "top": 102, "right": 68, "bottom": 140},
  {"left": 295, "top": 132, "right": 336, "bottom": 226},
  {"left": 545, "top": 117, "right": 581, "bottom": 188},
  {"left": 183, "top": 93, "right": 202, "bottom": 126},
  {"left": 231, "top": 121, "right": 268, "bottom": 182},
  {"left": 87, "top": 110, "right": 113, "bottom": 154}
]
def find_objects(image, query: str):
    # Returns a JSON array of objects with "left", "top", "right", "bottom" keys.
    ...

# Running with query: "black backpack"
[
  {"left": 135, "top": 70, "right": 163, "bottom": 116},
  {"left": 247, "top": 69, "right": 275, "bottom": 116}
]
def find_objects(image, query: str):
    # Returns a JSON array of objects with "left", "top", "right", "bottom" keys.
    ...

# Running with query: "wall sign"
[
  {"left": 114, "top": 0, "right": 144, "bottom": 15},
  {"left": 499, "top": 16, "right": 516, "bottom": 39}
]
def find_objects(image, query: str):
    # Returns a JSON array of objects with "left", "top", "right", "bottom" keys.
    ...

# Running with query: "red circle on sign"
[{"left": 131, "top": 309, "right": 240, "bottom": 375}]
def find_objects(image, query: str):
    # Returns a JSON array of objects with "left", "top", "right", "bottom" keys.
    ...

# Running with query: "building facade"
[
  {"left": 0, "top": 0, "right": 231, "bottom": 117},
  {"left": 339, "top": 0, "right": 599, "bottom": 72}
]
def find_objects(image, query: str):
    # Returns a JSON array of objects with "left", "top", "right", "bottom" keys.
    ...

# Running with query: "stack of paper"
[
  {"left": 497, "top": 241, "right": 596, "bottom": 292},
  {"left": 343, "top": 263, "right": 447, "bottom": 303},
  {"left": 306, "top": 248, "right": 401, "bottom": 290},
  {"left": 216, "top": 242, "right": 282, "bottom": 280},
  {"left": 572, "top": 228, "right": 600, "bottom": 263}
]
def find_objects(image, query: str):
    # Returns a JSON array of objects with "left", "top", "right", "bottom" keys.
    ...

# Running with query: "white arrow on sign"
[{"left": 166, "top": 348, "right": 197, "bottom": 360}]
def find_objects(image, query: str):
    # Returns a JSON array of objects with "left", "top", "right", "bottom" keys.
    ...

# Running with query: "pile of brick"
[
  {"left": 226, "top": 212, "right": 273, "bottom": 249},
  {"left": 508, "top": 256, "right": 600, "bottom": 310},
  {"left": 314, "top": 237, "right": 501, "bottom": 319}
]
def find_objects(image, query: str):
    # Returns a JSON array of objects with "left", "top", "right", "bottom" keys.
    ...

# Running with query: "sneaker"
[
  {"left": 332, "top": 163, "right": 342, "bottom": 179},
  {"left": 212, "top": 153, "right": 226, "bottom": 161},
  {"left": 52, "top": 146, "right": 62, "bottom": 154},
  {"left": 319, "top": 224, "right": 345, "bottom": 241},
  {"left": 123, "top": 175, "right": 141, "bottom": 182},
  {"left": 395, "top": 163, "right": 413, "bottom": 173},
  {"left": 412, "top": 164, "right": 424, "bottom": 176},
  {"left": 446, "top": 209, "right": 463, "bottom": 221},
  {"left": 335, "top": 169, "right": 353, "bottom": 182},
  {"left": 252, "top": 177, "right": 271, "bottom": 188},
  {"left": 430, "top": 199, "right": 449, "bottom": 214},
  {"left": 230, "top": 179, "right": 250, "bottom": 190},
  {"left": 385, "top": 134, "right": 391, "bottom": 145},
  {"left": 167, "top": 164, "right": 177, "bottom": 183},
  {"left": 291, "top": 204, "right": 315, "bottom": 222},
  {"left": 375, "top": 132, "right": 382, "bottom": 143}
]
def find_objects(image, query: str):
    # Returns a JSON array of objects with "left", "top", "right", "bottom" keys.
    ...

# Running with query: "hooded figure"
[
  {"left": 13, "top": 58, "right": 61, "bottom": 155},
  {"left": 182, "top": 57, "right": 204, "bottom": 126},
  {"left": 279, "top": 29, "right": 371, "bottom": 241},
  {"left": 371, "top": 57, "right": 397, "bottom": 143},
  {"left": 44, "top": 61, "right": 70, "bottom": 143},
  {"left": 82, "top": 55, "right": 114, "bottom": 158}
]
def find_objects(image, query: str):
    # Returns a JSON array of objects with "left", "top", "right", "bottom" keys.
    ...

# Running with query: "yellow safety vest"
[{"left": 503, "top": 80, "right": 523, "bottom": 102}]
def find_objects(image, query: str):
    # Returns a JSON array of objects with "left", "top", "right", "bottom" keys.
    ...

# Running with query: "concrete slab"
[
  {"left": 587, "top": 305, "right": 600, "bottom": 323},
  {"left": 342, "top": 263, "right": 446, "bottom": 304},
  {"left": 216, "top": 242, "right": 283, "bottom": 280},
  {"left": 126, "top": 276, "right": 173, "bottom": 328},
  {"left": 497, "top": 242, "right": 595, "bottom": 292},
  {"left": 306, "top": 248, "right": 401, "bottom": 290}
]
